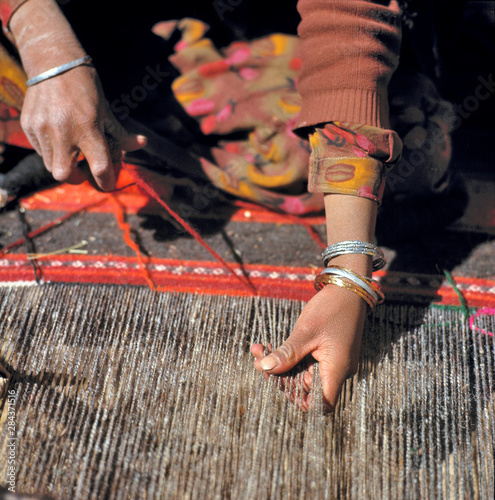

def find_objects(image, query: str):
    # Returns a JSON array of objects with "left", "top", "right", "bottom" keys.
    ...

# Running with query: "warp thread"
[
  {"left": 122, "top": 163, "right": 257, "bottom": 294},
  {"left": 110, "top": 194, "right": 156, "bottom": 290}
]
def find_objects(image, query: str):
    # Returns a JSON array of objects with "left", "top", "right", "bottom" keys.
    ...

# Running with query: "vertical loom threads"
[{"left": 0, "top": 284, "right": 493, "bottom": 499}]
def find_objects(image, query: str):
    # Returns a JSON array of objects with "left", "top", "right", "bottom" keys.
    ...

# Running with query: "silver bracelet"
[
  {"left": 321, "top": 240, "right": 386, "bottom": 272},
  {"left": 26, "top": 55, "right": 92, "bottom": 87}
]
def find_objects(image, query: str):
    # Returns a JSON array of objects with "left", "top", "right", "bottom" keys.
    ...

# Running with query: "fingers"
[
  {"left": 78, "top": 130, "right": 117, "bottom": 191},
  {"left": 26, "top": 122, "right": 146, "bottom": 192},
  {"left": 20, "top": 72, "right": 147, "bottom": 192},
  {"left": 121, "top": 132, "right": 148, "bottom": 153},
  {"left": 251, "top": 342, "right": 314, "bottom": 411},
  {"left": 250, "top": 284, "right": 366, "bottom": 411},
  {"left": 317, "top": 361, "right": 352, "bottom": 411},
  {"left": 257, "top": 326, "right": 316, "bottom": 375}
]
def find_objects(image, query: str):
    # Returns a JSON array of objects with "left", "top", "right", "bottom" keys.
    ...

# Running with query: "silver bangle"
[
  {"left": 26, "top": 55, "right": 92, "bottom": 87},
  {"left": 321, "top": 240, "right": 386, "bottom": 272}
]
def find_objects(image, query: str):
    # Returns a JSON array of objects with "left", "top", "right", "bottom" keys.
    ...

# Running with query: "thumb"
[
  {"left": 104, "top": 113, "right": 148, "bottom": 154},
  {"left": 318, "top": 363, "right": 350, "bottom": 410},
  {"left": 120, "top": 133, "right": 147, "bottom": 153},
  {"left": 259, "top": 329, "right": 316, "bottom": 375}
]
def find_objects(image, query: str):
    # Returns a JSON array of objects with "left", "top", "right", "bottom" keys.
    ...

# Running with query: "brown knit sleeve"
[{"left": 295, "top": 0, "right": 402, "bottom": 132}]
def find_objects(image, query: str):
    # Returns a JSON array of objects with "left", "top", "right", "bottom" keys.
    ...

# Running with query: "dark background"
[{"left": 1, "top": 1, "right": 494, "bottom": 174}]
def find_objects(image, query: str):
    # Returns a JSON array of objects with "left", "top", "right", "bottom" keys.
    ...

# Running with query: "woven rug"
[
  {"left": 0, "top": 166, "right": 494, "bottom": 499},
  {"left": 0, "top": 283, "right": 494, "bottom": 499}
]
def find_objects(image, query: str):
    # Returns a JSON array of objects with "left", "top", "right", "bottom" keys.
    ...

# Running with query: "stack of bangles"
[{"left": 315, "top": 240, "right": 386, "bottom": 309}]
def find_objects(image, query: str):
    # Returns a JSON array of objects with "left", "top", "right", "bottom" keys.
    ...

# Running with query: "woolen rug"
[
  {"left": 0, "top": 164, "right": 494, "bottom": 499},
  {"left": 0, "top": 283, "right": 494, "bottom": 499}
]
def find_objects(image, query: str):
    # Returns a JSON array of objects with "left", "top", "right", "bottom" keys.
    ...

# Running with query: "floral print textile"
[
  {"left": 163, "top": 19, "right": 402, "bottom": 212},
  {"left": 308, "top": 122, "right": 402, "bottom": 203}
]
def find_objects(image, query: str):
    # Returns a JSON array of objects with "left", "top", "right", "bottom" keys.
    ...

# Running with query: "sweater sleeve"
[
  {"left": 0, "top": 0, "right": 28, "bottom": 30},
  {"left": 296, "top": 1, "right": 404, "bottom": 203},
  {"left": 295, "top": 0, "right": 402, "bottom": 131}
]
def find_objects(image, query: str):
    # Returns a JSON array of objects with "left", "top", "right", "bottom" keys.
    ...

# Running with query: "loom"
[{"left": 0, "top": 282, "right": 493, "bottom": 499}]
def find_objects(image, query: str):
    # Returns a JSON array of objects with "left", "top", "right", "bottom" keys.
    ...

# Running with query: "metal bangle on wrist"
[
  {"left": 317, "top": 266, "right": 384, "bottom": 305},
  {"left": 315, "top": 240, "right": 386, "bottom": 308},
  {"left": 26, "top": 55, "right": 93, "bottom": 87},
  {"left": 321, "top": 240, "right": 386, "bottom": 272}
]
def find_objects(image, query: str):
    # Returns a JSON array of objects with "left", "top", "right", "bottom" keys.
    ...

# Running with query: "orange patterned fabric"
[
  {"left": 308, "top": 122, "right": 401, "bottom": 203},
  {"left": 0, "top": 42, "right": 31, "bottom": 149}
]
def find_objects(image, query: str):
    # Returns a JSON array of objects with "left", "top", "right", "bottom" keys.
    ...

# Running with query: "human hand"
[
  {"left": 9, "top": 0, "right": 146, "bottom": 191},
  {"left": 20, "top": 65, "right": 146, "bottom": 191},
  {"left": 251, "top": 279, "right": 367, "bottom": 412}
]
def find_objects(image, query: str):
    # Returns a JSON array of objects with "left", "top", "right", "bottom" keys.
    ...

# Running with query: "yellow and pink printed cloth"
[
  {"left": 2, "top": 18, "right": 452, "bottom": 216},
  {"left": 160, "top": 19, "right": 401, "bottom": 213}
]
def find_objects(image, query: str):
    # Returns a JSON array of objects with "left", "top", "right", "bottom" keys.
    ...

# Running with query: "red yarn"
[
  {"left": 109, "top": 194, "right": 156, "bottom": 291},
  {"left": 121, "top": 163, "right": 257, "bottom": 294}
]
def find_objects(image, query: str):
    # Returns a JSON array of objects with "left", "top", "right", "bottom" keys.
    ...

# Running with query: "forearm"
[
  {"left": 323, "top": 194, "right": 376, "bottom": 277},
  {"left": 8, "top": 0, "right": 86, "bottom": 78}
]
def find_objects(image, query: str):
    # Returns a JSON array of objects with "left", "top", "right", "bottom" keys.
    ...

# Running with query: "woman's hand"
[
  {"left": 20, "top": 65, "right": 146, "bottom": 191},
  {"left": 251, "top": 281, "right": 367, "bottom": 411},
  {"left": 10, "top": 0, "right": 146, "bottom": 191},
  {"left": 251, "top": 193, "right": 378, "bottom": 411}
]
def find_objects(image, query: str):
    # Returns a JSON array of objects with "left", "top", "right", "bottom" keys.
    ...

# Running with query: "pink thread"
[{"left": 469, "top": 307, "right": 495, "bottom": 337}]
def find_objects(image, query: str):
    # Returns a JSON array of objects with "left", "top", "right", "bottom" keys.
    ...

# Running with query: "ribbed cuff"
[{"left": 294, "top": 88, "right": 390, "bottom": 136}]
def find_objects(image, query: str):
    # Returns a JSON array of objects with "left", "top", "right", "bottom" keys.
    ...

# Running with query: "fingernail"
[
  {"left": 137, "top": 135, "right": 148, "bottom": 144},
  {"left": 260, "top": 355, "right": 279, "bottom": 371}
]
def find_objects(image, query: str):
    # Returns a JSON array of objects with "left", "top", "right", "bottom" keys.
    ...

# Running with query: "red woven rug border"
[{"left": 1, "top": 253, "right": 494, "bottom": 307}]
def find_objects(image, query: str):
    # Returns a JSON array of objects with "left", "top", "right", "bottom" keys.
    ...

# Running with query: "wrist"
[
  {"left": 326, "top": 254, "right": 372, "bottom": 278},
  {"left": 323, "top": 194, "right": 377, "bottom": 276},
  {"left": 9, "top": 0, "right": 86, "bottom": 78}
]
